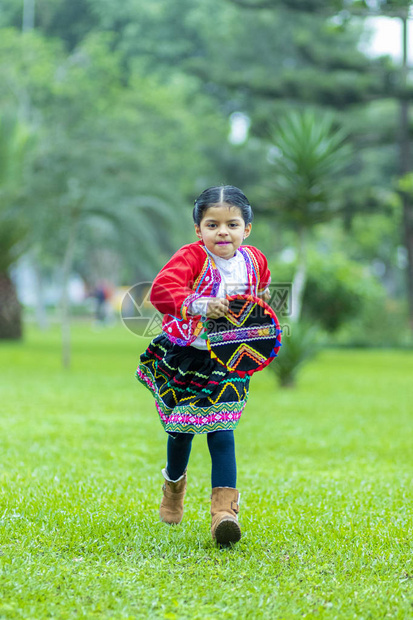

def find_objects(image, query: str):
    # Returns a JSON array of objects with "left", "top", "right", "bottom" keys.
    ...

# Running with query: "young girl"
[{"left": 136, "top": 185, "right": 271, "bottom": 545}]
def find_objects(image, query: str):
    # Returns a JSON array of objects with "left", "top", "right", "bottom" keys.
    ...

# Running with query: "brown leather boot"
[
  {"left": 159, "top": 468, "right": 187, "bottom": 525},
  {"left": 210, "top": 487, "right": 241, "bottom": 545}
]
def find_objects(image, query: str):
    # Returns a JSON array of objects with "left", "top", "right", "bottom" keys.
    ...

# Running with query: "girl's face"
[{"left": 194, "top": 203, "right": 252, "bottom": 260}]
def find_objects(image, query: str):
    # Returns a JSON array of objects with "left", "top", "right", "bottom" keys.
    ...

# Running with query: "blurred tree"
[
  {"left": 3, "top": 1, "right": 393, "bottom": 108},
  {"left": 221, "top": 0, "right": 413, "bottom": 322},
  {"left": 0, "top": 28, "right": 230, "bottom": 361},
  {"left": 346, "top": 0, "right": 413, "bottom": 327},
  {"left": 1, "top": 0, "right": 411, "bottom": 330},
  {"left": 266, "top": 110, "right": 352, "bottom": 320},
  {"left": 0, "top": 0, "right": 98, "bottom": 49},
  {"left": 83, "top": 0, "right": 407, "bottom": 274},
  {"left": 267, "top": 321, "right": 320, "bottom": 388},
  {"left": 0, "top": 28, "right": 229, "bottom": 276},
  {"left": 302, "top": 253, "right": 374, "bottom": 333},
  {"left": 0, "top": 113, "right": 33, "bottom": 339}
]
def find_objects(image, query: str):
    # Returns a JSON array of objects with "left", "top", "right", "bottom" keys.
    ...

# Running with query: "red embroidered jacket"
[{"left": 150, "top": 241, "right": 271, "bottom": 346}]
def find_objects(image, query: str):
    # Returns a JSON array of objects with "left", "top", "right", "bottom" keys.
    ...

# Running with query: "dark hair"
[{"left": 193, "top": 185, "right": 253, "bottom": 226}]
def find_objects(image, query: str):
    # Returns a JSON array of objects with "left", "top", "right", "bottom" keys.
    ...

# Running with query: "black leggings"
[{"left": 166, "top": 430, "right": 237, "bottom": 488}]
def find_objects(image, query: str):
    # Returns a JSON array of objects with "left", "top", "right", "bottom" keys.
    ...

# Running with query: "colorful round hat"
[{"left": 203, "top": 294, "right": 282, "bottom": 377}]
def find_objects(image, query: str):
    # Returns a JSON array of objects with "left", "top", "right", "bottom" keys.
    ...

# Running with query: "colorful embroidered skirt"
[{"left": 136, "top": 334, "right": 250, "bottom": 434}]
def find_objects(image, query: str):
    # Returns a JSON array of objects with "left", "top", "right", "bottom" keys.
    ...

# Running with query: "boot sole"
[{"left": 214, "top": 518, "right": 241, "bottom": 545}]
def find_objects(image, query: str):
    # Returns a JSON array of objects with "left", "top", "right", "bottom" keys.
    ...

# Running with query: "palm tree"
[
  {"left": 57, "top": 189, "right": 178, "bottom": 369},
  {"left": 269, "top": 109, "right": 351, "bottom": 320},
  {"left": 20, "top": 123, "right": 189, "bottom": 368},
  {"left": 0, "top": 114, "right": 32, "bottom": 339}
]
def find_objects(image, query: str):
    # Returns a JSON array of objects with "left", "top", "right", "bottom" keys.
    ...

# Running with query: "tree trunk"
[
  {"left": 404, "top": 206, "right": 413, "bottom": 330},
  {"left": 32, "top": 256, "right": 49, "bottom": 331},
  {"left": 60, "top": 211, "right": 79, "bottom": 369},
  {"left": 0, "top": 271, "right": 22, "bottom": 339},
  {"left": 399, "top": 15, "right": 413, "bottom": 329},
  {"left": 290, "top": 227, "right": 307, "bottom": 322}
]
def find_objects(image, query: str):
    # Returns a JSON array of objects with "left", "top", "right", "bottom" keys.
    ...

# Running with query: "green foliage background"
[{"left": 0, "top": 0, "right": 412, "bottom": 338}]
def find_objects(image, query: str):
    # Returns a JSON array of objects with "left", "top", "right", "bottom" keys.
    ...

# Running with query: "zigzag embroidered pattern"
[
  {"left": 205, "top": 294, "right": 282, "bottom": 376},
  {"left": 225, "top": 299, "right": 255, "bottom": 326},
  {"left": 227, "top": 343, "right": 267, "bottom": 369},
  {"left": 136, "top": 334, "right": 250, "bottom": 434}
]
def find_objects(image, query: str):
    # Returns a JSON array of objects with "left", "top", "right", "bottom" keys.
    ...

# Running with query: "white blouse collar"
[{"left": 207, "top": 248, "right": 243, "bottom": 268}]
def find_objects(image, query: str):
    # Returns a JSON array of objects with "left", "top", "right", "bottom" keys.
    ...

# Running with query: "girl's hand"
[{"left": 206, "top": 298, "right": 229, "bottom": 319}]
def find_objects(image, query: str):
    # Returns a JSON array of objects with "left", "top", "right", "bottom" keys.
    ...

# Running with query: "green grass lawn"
[{"left": 1, "top": 323, "right": 413, "bottom": 619}]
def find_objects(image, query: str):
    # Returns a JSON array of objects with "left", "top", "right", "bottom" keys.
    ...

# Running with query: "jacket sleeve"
[{"left": 150, "top": 245, "right": 203, "bottom": 317}]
